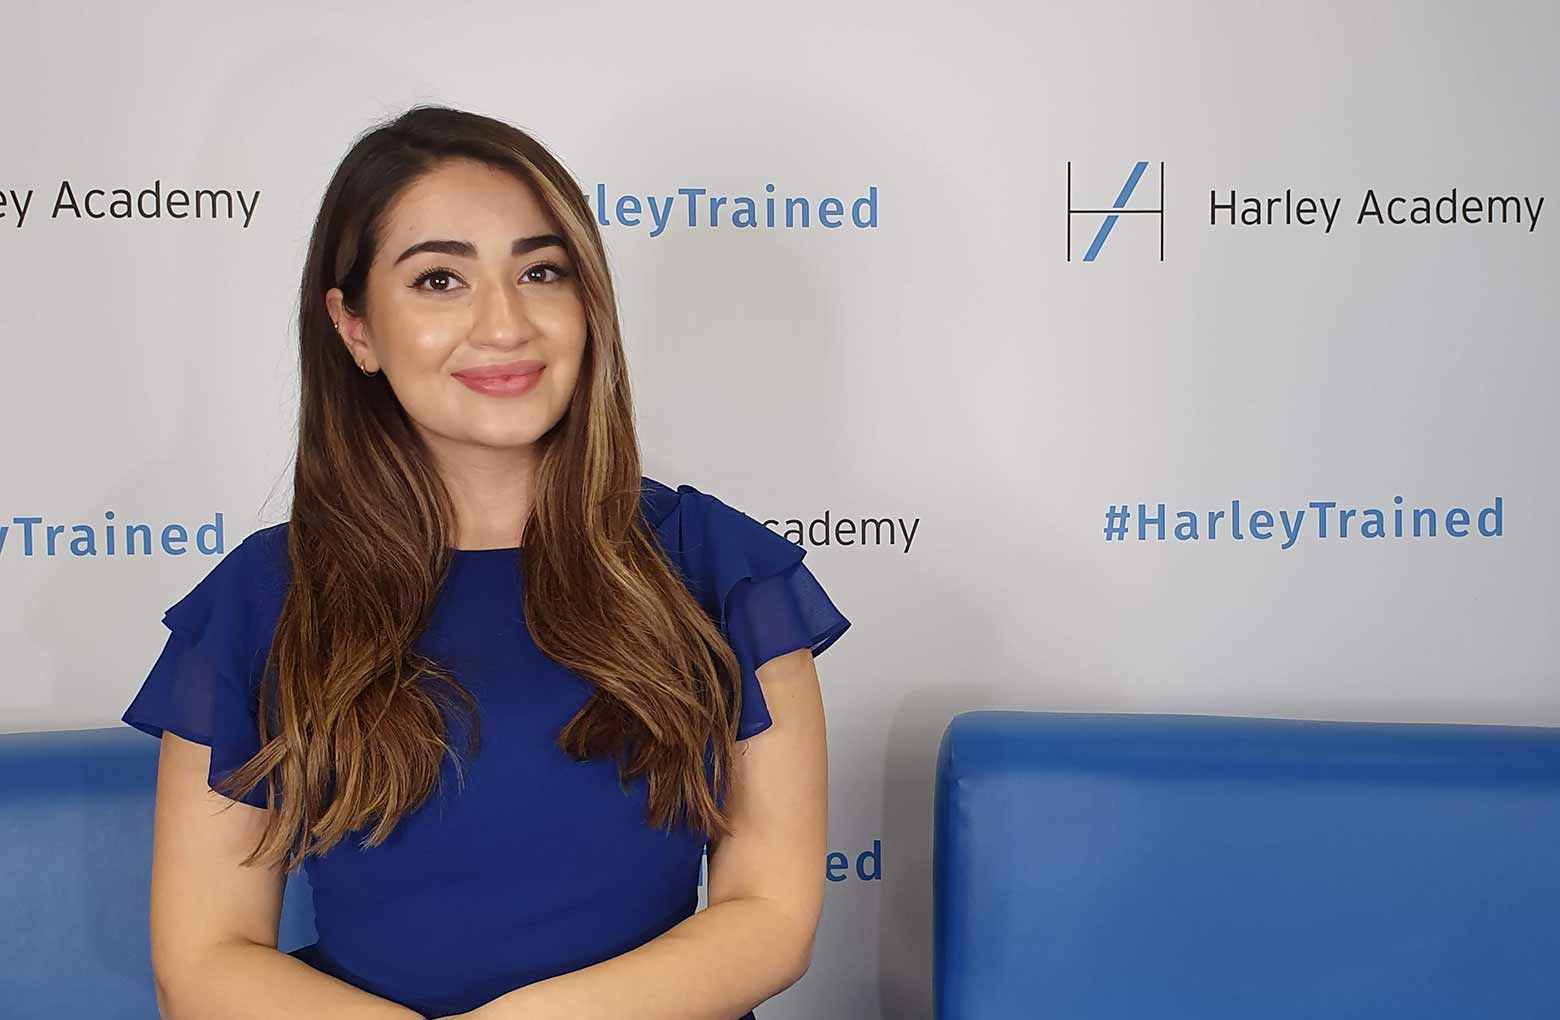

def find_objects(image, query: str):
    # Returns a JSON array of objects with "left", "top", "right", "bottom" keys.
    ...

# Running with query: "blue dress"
[{"left": 120, "top": 477, "right": 851, "bottom": 1019}]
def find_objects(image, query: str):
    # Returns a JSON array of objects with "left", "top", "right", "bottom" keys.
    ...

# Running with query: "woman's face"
[{"left": 326, "top": 158, "right": 587, "bottom": 459}]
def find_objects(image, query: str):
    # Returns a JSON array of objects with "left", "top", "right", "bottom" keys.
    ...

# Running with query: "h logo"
[{"left": 1067, "top": 160, "right": 1165, "bottom": 261}]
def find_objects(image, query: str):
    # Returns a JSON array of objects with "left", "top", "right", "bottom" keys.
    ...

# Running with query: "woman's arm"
[
  {"left": 452, "top": 895, "right": 810, "bottom": 1020},
  {"left": 157, "top": 940, "right": 425, "bottom": 1020},
  {"left": 460, "top": 648, "right": 828, "bottom": 1020},
  {"left": 149, "top": 733, "right": 425, "bottom": 1020}
]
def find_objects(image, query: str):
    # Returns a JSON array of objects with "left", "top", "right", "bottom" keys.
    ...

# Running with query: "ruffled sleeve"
[
  {"left": 121, "top": 535, "right": 274, "bottom": 808},
  {"left": 651, "top": 483, "right": 852, "bottom": 740}
]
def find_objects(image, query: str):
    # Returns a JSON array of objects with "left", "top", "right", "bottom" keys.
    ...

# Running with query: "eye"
[
  {"left": 523, "top": 261, "right": 571, "bottom": 284},
  {"left": 409, "top": 266, "right": 464, "bottom": 293}
]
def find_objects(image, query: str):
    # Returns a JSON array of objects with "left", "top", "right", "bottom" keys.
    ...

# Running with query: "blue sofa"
[
  {"left": 935, "top": 711, "right": 1560, "bottom": 1019},
  {"left": 0, "top": 726, "right": 317, "bottom": 1018},
  {"left": 7, "top": 712, "right": 1560, "bottom": 1017}
]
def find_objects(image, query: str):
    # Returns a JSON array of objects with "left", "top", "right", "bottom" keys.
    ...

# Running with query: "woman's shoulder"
[
  {"left": 638, "top": 475, "right": 764, "bottom": 534},
  {"left": 227, "top": 521, "right": 291, "bottom": 601},
  {"left": 639, "top": 475, "right": 685, "bottom": 529},
  {"left": 635, "top": 475, "right": 851, "bottom": 740},
  {"left": 638, "top": 475, "right": 755, "bottom": 547},
  {"left": 160, "top": 522, "right": 291, "bottom": 646},
  {"left": 637, "top": 474, "right": 808, "bottom": 601},
  {"left": 640, "top": 474, "right": 729, "bottom": 532},
  {"left": 242, "top": 521, "right": 291, "bottom": 579}
]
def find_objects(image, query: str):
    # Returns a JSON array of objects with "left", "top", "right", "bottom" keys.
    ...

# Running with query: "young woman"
[{"left": 121, "top": 104, "right": 851, "bottom": 1020}]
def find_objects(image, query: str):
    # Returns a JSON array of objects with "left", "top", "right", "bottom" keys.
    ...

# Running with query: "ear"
[{"left": 324, "top": 287, "right": 378, "bottom": 374}]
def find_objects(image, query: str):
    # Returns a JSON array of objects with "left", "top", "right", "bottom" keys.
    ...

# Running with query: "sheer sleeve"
[
  {"left": 121, "top": 537, "right": 271, "bottom": 808},
  {"left": 654, "top": 484, "right": 852, "bottom": 740}
]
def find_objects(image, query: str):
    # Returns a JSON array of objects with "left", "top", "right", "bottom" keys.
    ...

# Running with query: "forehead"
[{"left": 380, "top": 159, "right": 555, "bottom": 249}]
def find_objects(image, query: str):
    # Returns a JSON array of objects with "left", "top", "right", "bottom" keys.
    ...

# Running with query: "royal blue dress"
[{"left": 120, "top": 477, "right": 851, "bottom": 1019}]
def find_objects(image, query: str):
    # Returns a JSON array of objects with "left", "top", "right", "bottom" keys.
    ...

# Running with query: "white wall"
[{"left": 3, "top": 2, "right": 1555, "bottom": 1016}]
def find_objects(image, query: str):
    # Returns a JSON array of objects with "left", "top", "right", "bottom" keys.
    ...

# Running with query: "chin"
[{"left": 477, "top": 421, "right": 554, "bottom": 447}]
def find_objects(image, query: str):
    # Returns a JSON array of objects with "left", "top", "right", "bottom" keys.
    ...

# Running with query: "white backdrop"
[{"left": 3, "top": 1, "right": 1556, "bottom": 1016}]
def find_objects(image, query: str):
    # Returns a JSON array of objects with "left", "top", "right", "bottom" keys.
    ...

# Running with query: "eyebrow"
[{"left": 392, "top": 233, "right": 567, "bottom": 266}]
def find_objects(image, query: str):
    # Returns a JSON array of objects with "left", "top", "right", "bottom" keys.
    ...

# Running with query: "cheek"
[
  {"left": 407, "top": 331, "right": 462, "bottom": 368},
  {"left": 546, "top": 329, "right": 589, "bottom": 383},
  {"left": 385, "top": 339, "right": 462, "bottom": 408},
  {"left": 545, "top": 358, "right": 584, "bottom": 402},
  {"left": 377, "top": 323, "right": 458, "bottom": 378}
]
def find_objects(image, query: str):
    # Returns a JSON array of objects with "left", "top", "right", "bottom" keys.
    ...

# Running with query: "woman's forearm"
[
  {"left": 473, "top": 895, "right": 810, "bottom": 1020},
  {"left": 157, "top": 940, "right": 426, "bottom": 1020}
]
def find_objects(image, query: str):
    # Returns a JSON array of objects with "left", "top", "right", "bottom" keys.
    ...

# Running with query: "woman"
[{"left": 121, "top": 104, "right": 851, "bottom": 1020}]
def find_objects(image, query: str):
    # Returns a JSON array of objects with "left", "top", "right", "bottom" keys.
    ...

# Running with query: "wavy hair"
[{"left": 214, "top": 105, "right": 749, "bottom": 871}]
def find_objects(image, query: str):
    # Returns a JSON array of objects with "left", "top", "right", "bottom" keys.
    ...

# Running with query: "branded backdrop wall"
[{"left": 3, "top": 1, "right": 1555, "bottom": 1016}]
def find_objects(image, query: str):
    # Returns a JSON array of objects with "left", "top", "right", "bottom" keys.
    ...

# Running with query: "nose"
[{"left": 471, "top": 275, "right": 540, "bottom": 347}]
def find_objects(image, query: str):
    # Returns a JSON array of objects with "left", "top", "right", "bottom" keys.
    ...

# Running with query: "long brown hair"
[{"left": 214, "top": 105, "right": 750, "bottom": 871}]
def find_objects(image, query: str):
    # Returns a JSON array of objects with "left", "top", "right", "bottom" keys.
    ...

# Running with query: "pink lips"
[{"left": 452, "top": 360, "right": 545, "bottom": 397}]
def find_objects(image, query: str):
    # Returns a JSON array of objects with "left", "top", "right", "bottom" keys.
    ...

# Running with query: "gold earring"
[{"left": 336, "top": 319, "right": 378, "bottom": 376}]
